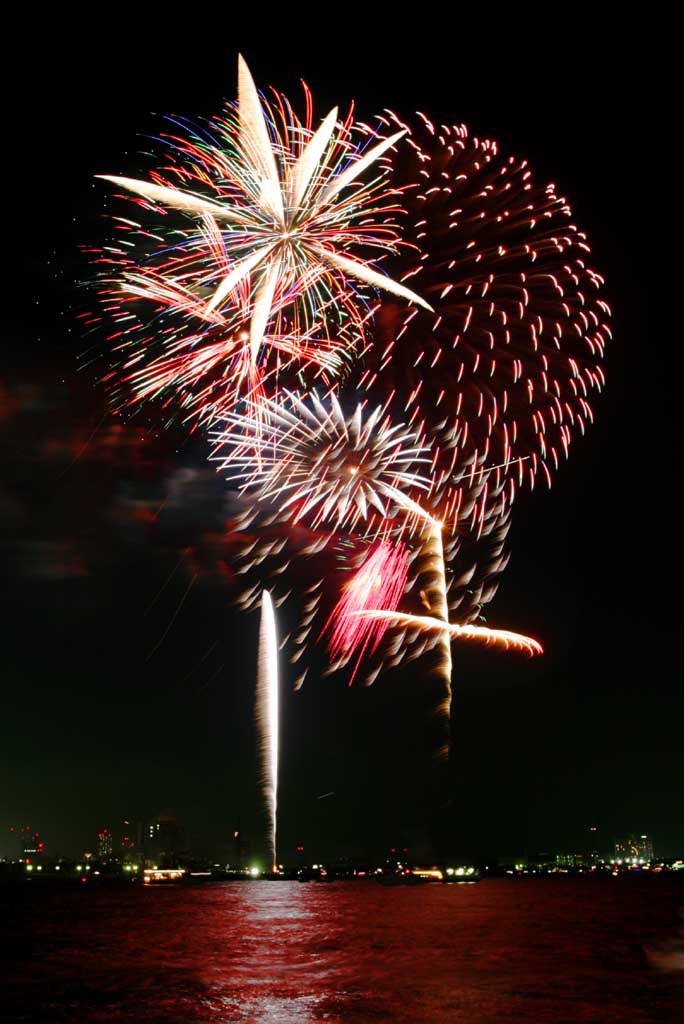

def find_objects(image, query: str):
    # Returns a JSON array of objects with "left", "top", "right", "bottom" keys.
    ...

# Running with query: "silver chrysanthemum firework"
[{"left": 211, "top": 390, "right": 436, "bottom": 538}]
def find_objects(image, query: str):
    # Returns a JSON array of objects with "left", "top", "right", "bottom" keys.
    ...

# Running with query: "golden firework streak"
[
  {"left": 421, "top": 520, "right": 453, "bottom": 761},
  {"left": 353, "top": 515, "right": 542, "bottom": 761},
  {"left": 378, "top": 487, "right": 454, "bottom": 758}
]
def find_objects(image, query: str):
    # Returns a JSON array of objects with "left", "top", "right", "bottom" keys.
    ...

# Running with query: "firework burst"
[
  {"left": 354, "top": 113, "right": 609, "bottom": 522},
  {"left": 212, "top": 390, "right": 435, "bottom": 537},
  {"left": 320, "top": 539, "right": 410, "bottom": 685},
  {"left": 90, "top": 57, "right": 430, "bottom": 425},
  {"left": 81, "top": 66, "right": 612, "bottom": 769}
]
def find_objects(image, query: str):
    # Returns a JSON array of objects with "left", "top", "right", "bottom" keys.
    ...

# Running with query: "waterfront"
[{"left": 3, "top": 877, "right": 684, "bottom": 1022}]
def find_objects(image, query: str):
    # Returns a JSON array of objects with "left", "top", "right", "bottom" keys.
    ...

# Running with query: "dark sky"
[{"left": 1, "top": 17, "right": 674, "bottom": 864}]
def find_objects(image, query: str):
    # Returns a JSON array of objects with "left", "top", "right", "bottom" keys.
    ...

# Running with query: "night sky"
[{"left": 1, "top": 18, "right": 674, "bottom": 865}]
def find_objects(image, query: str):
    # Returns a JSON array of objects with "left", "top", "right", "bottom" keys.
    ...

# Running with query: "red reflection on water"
[{"left": 3, "top": 879, "right": 684, "bottom": 1022}]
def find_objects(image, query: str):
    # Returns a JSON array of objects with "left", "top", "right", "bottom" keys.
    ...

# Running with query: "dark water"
[{"left": 3, "top": 878, "right": 684, "bottom": 1023}]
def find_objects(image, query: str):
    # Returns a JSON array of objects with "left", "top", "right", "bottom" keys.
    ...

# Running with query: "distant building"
[
  {"left": 118, "top": 820, "right": 136, "bottom": 860},
  {"left": 97, "top": 828, "right": 113, "bottom": 863},
  {"left": 555, "top": 853, "right": 587, "bottom": 869},
  {"left": 143, "top": 813, "right": 184, "bottom": 867},
  {"left": 527, "top": 852, "right": 555, "bottom": 869},
  {"left": 614, "top": 834, "right": 654, "bottom": 862},
  {"left": 231, "top": 830, "right": 249, "bottom": 871}
]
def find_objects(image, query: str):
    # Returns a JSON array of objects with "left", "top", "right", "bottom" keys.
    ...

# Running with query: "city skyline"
[{"left": 1, "top": 816, "right": 669, "bottom": 868}]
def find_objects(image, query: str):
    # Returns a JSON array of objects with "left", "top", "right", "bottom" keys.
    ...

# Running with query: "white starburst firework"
[
  {"left": 97, "top": 56, "right": 431, "bottom": 396},
  {"left": 211, "top": 390, "right": 435, "bottom": 536}
]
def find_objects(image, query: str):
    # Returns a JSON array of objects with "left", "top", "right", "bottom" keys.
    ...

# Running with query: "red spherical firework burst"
[{"left": 355, "top": 112, "right": 609, "bottom": 526}]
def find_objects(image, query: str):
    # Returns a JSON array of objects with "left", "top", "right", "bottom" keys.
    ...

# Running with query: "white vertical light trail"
[{"left": 257, "top": 590, "right": 279, "bottom": 872}]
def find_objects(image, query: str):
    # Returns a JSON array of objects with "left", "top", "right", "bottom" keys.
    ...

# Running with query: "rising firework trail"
[
  {"left": 257, "top": 590, "right": 279, "bottom": 873},
  {"left": 419, "top": 520, "right": 453, "bottom": 760}
]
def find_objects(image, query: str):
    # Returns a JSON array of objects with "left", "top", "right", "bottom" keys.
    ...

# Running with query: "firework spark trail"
[
  {"left": 347, "top": 488, "right": 455, "bottom": 751},
  {"left": 196, "top": 662, "right": 226, "bottom": 694},
  {"left": 352, "top": 609, "right": 543, "bottom": 656},
  {"left": 355, "top": 492, "right": 456, "bottom": 751},
  {"left": 257, "top": 590, "right": 279, "bottom": 873},
  {"left": 145, "top": 573, "right": 197, "bottom": 662},
  {"left": 174, "top": 639, "right": 220, "bottom": 692},
  {"left": 144, "top": 554, "right": 186, "bottom": 616},
  {"left": 420, "top": 520, "right": 453, "bottom": 760},
  {"left": 54, "top": 411, "right": 109, "bottom": 482}
]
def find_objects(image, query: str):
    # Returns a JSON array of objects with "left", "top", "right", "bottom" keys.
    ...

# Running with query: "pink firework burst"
[{"left": 320, "top": 540, "right": 409, "bottom": 685}]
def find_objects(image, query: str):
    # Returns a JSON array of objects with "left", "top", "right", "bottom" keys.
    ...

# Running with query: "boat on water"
[
  {"left": 376, "top": 866, "right": 481, "bottom": 885},
  {"left": 143, "top": 868, "right": 185, "bottom": 885},
  {"left": 442, "top": 867, "right": 481, "bottom": 883},
  {"left": 376, "top": 871, "right": 431, "bottom": 886}
]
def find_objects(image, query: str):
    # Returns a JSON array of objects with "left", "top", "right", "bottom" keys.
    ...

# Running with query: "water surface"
[{"left": 3, "top": 877, "right": 684, "bottom": 1022}]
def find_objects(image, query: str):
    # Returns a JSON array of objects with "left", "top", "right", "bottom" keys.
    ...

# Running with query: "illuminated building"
[
  {"left": 614, "top": 834, "right": 654, "bottom": 862},
  {"left": 97, "top": 828, "right": 113, "bottom": 863},
  {"left": 143, "top": 813, "right": 184, "bottom": 868},
  {"left": 555, "top": 853, "right": 586, "bottom": 869},
  {"left": 587, "top": 825, "right": 600, "bottom": 865},
  {"left": 118, "top": 820, "right": 136, "bottom": 860}
]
